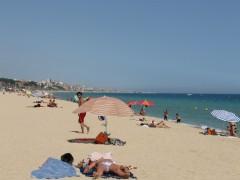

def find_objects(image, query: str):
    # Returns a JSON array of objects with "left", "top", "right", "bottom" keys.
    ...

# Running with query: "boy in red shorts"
[{"left": 77, "top": 92, "right": 90, "bottom": 134}]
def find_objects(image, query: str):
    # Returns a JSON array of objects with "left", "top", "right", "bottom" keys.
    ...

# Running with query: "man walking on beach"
[{"left": 76, "top": 92, "right": 90, "bottom": 133}]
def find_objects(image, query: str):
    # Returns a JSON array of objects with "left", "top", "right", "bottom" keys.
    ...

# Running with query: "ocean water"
[{"left": 53, "top": 92, "right": 240, "bottom": 132}]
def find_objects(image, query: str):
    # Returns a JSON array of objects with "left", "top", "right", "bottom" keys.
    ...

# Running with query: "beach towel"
[
  {"left": 68, "top": 138, "right": 96, "bottom": 143},
  {"left": 79, "top": 167, "right": 137, "bottom": 179},
  {"left": 108, "top": 138, "right": 126, "bottom": 146},
  {"left": 68, "top": 138, "right": 126, "bottom": 146},
  {"left": 31, "top": 158, "right": 78, "bottom": 179}
]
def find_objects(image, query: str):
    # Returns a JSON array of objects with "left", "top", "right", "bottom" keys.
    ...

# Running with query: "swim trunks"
[{"left": 79, "top": 112, "right": 87, "bottom": 123}]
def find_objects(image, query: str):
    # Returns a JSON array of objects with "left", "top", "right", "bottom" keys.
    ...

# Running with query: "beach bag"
[
  {"left": 109, "top": 138, "right": 126, "bottom": 146},
  {"left": 95, "top": 132, "right": 108, "bottom": 144}
]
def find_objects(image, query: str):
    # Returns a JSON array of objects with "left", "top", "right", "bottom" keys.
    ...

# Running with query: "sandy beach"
[{"left": 1, "top": 93, "right": 240, "bottom": 180}]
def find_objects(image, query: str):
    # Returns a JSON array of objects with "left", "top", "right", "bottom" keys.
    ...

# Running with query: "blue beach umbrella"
[{"left": 211, "top": 110, "right": 240, "bottom": 123}]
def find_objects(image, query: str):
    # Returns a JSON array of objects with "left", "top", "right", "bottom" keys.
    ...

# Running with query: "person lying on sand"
[
  {"left": 202, "top": 128, "right": 217, "bottom": 135},
  {"left": 78, "top": 158, "right": 131, "bottom": 179},
  {"left": 138, "top": 117, "right": 147, "bottom": 122},
  {"left": 149, "top": 120, "right": 170, "bottom": 128},
  {"left": 34, "top": 103, "right": 44, "bottom": 108},
  {"left": 47, "top": 98, "right": 58, "bottom": 107},
  {"left": 61, "top": 153, "right": 74, "bottom": 165},
  {"left": 139, "top": 120, "right": 170, "bottom": 128},
  {"left": 61, "top": 153, "right": 135, "bottom": 179},
  {"left": 33, "top": 100, "right": 44, "bottom": 104}
]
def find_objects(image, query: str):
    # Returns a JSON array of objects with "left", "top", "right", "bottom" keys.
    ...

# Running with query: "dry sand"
[{"left": 0, "top": 93, "right": 240, "bottom": 180}]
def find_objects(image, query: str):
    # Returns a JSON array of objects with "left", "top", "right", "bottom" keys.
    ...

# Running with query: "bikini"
[{"left": 100, "top": 159, "right": 114, "bottom": 172}]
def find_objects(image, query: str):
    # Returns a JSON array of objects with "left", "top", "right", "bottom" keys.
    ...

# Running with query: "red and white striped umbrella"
[
  {"left": 137, "top": 100, "right": 154, "bottom": 107},
  {"left": 73, "top": 96, "right": 134, "bottom": 117}
]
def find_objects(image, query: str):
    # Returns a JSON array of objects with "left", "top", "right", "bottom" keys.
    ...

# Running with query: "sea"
[{"left": 53, "top": 92, "right": 240, "bottom": 132}]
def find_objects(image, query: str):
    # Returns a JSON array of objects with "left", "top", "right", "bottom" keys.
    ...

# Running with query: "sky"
[{"left": 0, "top": 0, "right": 240, "bottom": 93}]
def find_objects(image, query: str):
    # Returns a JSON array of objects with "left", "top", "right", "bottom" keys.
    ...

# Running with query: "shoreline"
[
  {"left": 46, "top": 90, "right": 240, "bottom": 95},
  {"left": 42, "top": 93, "right": 237, "bottom": 138},
  {"left": 53, "top": 92, "right": 231, "bottom": 135}
]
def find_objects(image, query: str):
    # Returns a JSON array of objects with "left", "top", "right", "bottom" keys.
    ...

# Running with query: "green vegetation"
[{"left": 0, "top": 78, "right": 16, "bottom": 85}]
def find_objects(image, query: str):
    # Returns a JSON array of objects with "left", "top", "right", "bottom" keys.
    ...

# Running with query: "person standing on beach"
[
  {"left": 227, "top": 122, "right": 237, "bottom": 136},
  {"left": 176, "top": 113, "right": 181, "bottom": 123},
  {"left": 163, "top": 110, "right": 168, "bottom": 120},
  {"left": 139, "top": 106, "right": 145, "bottom": 116},
  {"left": 77, "top": 92, "right": 90, "bottom": 134}
]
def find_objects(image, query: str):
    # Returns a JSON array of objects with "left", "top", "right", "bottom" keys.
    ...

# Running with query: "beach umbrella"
[
  {"left": 137, "top": 100, "right": 154, "bottom": 107},
  {"left": 73, "top": 96, "right": 134, "bottom": 134},
  {"left": 73, "top": 96, "right": 134, "bottom": 116},
  {"left": 211, "top": 110, "right": 240, "bottom": 123}
]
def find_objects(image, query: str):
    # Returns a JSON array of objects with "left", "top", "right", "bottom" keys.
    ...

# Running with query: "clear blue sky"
[{"left": 0, "top": 0, "right": 240, "bottom": 93}]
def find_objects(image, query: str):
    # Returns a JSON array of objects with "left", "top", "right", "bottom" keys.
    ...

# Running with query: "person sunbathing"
[
  {"left": 138, "top": 117, "right": 147, "bottom": 122},
  {"left": 81, "top": 158, "right": 130, "bottom": 179},
  {"left": 47, "top": 98, "right": 58, "bottom": 107},
  {"left": 61, "top": 153, "right": 74, "bottom": 165},
  {"left": 149, "top": 120, "right": 170, "bottom": 128},
  {"left": 209, "top": 128, "right": 217, "bottom": 135},
  {"left": 34, "top": 103, "right": 43, "bottom": 108},
  {"left": 139, "top": 122, "right": 149, "bottom": 126},
  {"left": 203, "top": 128, "right": 217, "bottom": 135},
  {"left": 33, "top": 100, "right": 44, "bottom": 104}
]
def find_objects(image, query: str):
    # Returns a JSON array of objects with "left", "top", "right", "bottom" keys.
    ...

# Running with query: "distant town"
[{"left": 0, "top": 77, "right": 123, "bottom": 93}]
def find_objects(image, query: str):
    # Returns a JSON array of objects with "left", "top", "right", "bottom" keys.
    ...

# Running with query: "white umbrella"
[{"left": 211, "top": 110, "right": 240, "bottom": 123}]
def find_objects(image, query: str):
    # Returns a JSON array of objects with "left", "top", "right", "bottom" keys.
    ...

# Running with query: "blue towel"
[{"left": 31, "top": 158, "right": 78, "bottom": 179}]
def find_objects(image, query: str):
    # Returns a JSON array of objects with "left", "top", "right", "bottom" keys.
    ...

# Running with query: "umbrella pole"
[
  {"left": 104, "top": 118, "right": 110, "bottom": 135},
  {"left": 105, "top": 118, "right": 108, "bottom": 134}
]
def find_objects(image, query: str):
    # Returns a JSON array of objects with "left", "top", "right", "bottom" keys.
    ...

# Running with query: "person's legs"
[
  {"left": 81, "top": 123, "right": 90, "bottom": 133},
  {"left": 159, "top": 121, "right": 164, "bottom": 125},
  {"left": 93, "top": 165, "right": 104, "bottom": 179},
  {"left": 80, "top": 123, "right": 84, "bottom": 133},
  {"left": 120, "top": 165, "right": 130, "bottom": 173},
  {"left": 79, "top": 112, "right": 88, "bottom": 133},
  {"left": 110, "top": 164, "right": 130, "bottom": 179},
  {"left": 156, "top": 121, "right": 169, "bottom": 128}
]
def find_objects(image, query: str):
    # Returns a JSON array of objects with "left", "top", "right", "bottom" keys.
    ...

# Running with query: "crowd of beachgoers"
[
  {"left": 1, "top": 89, "right": 239, "bottom": 180},
  {"left": 2, "top": 88, "right": 239, "bottom": 138}
]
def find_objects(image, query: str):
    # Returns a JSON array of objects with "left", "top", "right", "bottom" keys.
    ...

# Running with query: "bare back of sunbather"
[
  {"left": 88, "top": 159, "right": 130, "bottom": 179},
  {"left": 155, "top": 121, "right": 169, "bottom": 128},
  {"left": 148, "top": 121, "right": 170, "bottom": 128}
]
